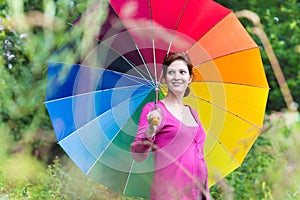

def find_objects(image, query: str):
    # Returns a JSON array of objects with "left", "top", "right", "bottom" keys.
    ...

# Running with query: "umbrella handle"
[
  {"left": 154, "top": 85, "right": 159, "bottom": 108},
  {"left": 151, "top": 85, "right": 160, "bottom": 126},
  {"left": 151, "top": 117, "right": 160, "bottom": 125}
]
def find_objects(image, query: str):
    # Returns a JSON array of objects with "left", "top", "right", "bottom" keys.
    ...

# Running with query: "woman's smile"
[
  {"left": 165, "top": 60, "right": 192, "bottom": 95},
  {"left": 171, "top": 81, "right": 183, "bottom": 86}
]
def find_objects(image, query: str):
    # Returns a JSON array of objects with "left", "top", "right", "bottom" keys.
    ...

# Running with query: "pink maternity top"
[{"left": 131, "top": 101, "right": 210, "bottom": 200}]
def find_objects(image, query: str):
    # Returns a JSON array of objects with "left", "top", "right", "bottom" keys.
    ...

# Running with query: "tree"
[{"left": 0, "top": 0, "right": 89, "bottom": 141}]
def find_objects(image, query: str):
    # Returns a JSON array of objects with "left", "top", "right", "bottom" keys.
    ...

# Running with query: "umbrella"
[{"left": 45, "top": 0, "right": 269, "bottom": 198}]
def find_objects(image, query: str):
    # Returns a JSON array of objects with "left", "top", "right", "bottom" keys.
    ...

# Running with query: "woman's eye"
[{"left": 180, "top": 70, "right": 187, "bottom": 74}]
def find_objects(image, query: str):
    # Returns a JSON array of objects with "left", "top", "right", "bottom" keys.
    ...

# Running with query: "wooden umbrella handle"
[{"left": 151, "top": 117, "right": 159, "bottom": 125}]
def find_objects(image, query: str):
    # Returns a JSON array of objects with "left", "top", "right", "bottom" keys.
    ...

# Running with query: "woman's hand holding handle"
[{"left": 146, "top": 108, "right": 161, "bottom": 138}]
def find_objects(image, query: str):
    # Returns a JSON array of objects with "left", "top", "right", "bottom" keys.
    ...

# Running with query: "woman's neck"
[
  {"left": 161, "top": 94, "right": 186, "bottom": 118},
  {"left": 162, "top": 93, "right": 184, "bottom": 107}
]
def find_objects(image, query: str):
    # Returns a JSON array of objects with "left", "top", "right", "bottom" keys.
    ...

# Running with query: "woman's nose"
[{"left": 174, "top": 72, "right": 180, "bottom": 79}]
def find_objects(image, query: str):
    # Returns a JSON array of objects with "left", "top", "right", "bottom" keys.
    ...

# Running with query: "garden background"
[{"left": 0, "top": 0, "right": 299, "bottom": 199}]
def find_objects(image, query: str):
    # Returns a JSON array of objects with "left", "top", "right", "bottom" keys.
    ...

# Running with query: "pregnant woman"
[{"left": 131, "top": 51, "right": 210, "bottom": 200}]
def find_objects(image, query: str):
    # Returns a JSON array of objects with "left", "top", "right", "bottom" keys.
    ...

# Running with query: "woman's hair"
[{"left": 162, "top": 51, "right": 194, "bottom": 97}]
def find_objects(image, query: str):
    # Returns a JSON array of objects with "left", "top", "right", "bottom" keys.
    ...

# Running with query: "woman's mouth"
[{"left": 172, "top": 82, "right": 183, "bottom": 86}]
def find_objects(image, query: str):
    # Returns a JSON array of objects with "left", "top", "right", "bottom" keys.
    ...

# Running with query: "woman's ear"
[
  {"left": 188, "top": 74, "right": 194, "bottom": 84},
  {"left": 160, "top": 77, "right": 166, "bottom": 84}
]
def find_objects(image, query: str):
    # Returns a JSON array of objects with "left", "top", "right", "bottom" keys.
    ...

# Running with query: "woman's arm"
[{"left": 130, "top": 102, "right": 157, "bottom": 162}]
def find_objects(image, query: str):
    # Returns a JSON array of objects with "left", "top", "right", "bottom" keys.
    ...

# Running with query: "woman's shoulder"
[
  {"left": 185, "top": 105, "right": 199, "bottom": 115},
  {"left": 185, "top": 105, "right": 201, "bottom": 123}
]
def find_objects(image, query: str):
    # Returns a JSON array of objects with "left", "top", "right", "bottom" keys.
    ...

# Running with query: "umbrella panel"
[
  {"left": 190, "top": 82, "right": 269, "bottom": 127},
  {"left": 189, "top": 12, "right": 258, "bottom": 65},
  {"left": 45, "top": 62, "right": 153, "bottom": 141},
  {"left": 109, "top": 0, "right": 231, "bottom": 67},
  {"left": 86, "top": 91, "right": 158, "bottom": 197},
  {"left": 186, "top": 81, "right": 268, "bottom": 185},
  {"left": 192, "top": 48, "right": 268, "bottom": 88},
  {"left": 88, "top": 158, "right": 154, "bottom": 198}
]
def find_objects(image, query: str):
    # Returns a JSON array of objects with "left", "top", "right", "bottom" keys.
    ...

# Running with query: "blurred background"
[{"left": 0, "top": 0, "right": 299, "bottom": 199}]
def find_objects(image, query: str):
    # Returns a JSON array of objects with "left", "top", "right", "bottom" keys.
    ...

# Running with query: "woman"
[{"left": 131, "top": 52, "right": 210, "bottom": 200}]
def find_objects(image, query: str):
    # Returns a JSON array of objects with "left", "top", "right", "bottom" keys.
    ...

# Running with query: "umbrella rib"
[
  {"left": 197, "top": 99, "right": 263, "bottom": 168},
  {"left": 152, "top": 39, "right": 158, "bottom": 85},
  {"left": 85, "top": 1, "right": 156, "bottom": 86},
  {"left": 82, "top": 90, "right": 152, "bottom": 175},
  {"left": 122, "top": 160, "right": 135, "bottom": 195},
  {"left": 85, "top": 131, "right": 116, "bottom": 175},
  {"left": 55, "top": 87, "right": 152, "bottom": 145},
  {"left": 166, "top": 0, "right": 188, "bottom": 52},
  {"left": 49, "top": 60, "right": 154, "bottom": 87},
  {"left": 201, "top": 123, "right": 242, "bottom": 167},
  {"left": 192, "top": 80, "right": 270, "bottom": 90},
  {"left": 120, "top": 53, "right": 155, "bottom": 86},
  {"left": 44, "top": 84, "right": 151, "bottom": 104},
  {"left": 192, "top": 46, "right": 260, "bottom": 66},
  {"left": 149, "top": 0, "right": 157, "bottom": 86},
  {"left": 176, "top": 0, "right": 189, "bottom": 30},
  {"left": 189, "top": 94, "right": 265, "bottom": 131},
  {"left": 89, "top": 12, "right": 156, "bottom": 86},
  {"left": 58, "top": 90, "right": 151, "bottom": 176},
  {"left": 91, "top": 60, "right": 154, "bottom": 86},
  {"left": 134, "top": 43, "right": 155, "bottom": 85},
  {"left": 92, "top": 42, "right": 155, "bottom": 86},
  {"left": 115, "top": 69, "right": 153, "bottom": 87},
  {"left": 68, "top": 20, "right": 155, "bottom": 85},
  {"left": 151, "top": 0, "right": 189, "bottom": 83}
]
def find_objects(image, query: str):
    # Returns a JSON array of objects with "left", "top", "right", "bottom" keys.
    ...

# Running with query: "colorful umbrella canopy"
[{"left": 45, "top": 0, "right": 269, "bottom": 198}]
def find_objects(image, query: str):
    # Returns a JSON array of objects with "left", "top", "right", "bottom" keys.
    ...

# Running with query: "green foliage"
[
  {"left": 263, "top": 113, "right": 300, "bottom": 199},
  {"left": 221, "top": 136, "right": 274, "bottom": 199},
  {"left": 0, "top": 155, "right": 147, "bottom": 199},
  {"left": 0, "top": 0, "right": 89, "bottom": 141}
]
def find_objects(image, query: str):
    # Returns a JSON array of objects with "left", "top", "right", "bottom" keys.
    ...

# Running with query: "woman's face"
[{"left": 164, "top": 60, "right": 192, "bottom": 96}]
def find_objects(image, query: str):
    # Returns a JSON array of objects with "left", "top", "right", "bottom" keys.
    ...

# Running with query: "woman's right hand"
[{"left": 146, "top": 108, "right": 161, "bottom": 138}]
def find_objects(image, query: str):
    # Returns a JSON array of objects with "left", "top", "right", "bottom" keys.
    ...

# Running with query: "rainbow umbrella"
[{"left": 45, "top": 0, "right": 269, "bottom": 198}]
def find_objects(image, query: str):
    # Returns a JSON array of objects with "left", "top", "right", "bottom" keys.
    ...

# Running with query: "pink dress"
[{"left": 131, "top": 101, "right": 210, "bottom": 200}]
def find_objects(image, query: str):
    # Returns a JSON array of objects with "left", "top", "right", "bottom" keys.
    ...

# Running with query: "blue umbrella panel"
[{"left": 45, "top": 62, "right": 161, "bottom": 197}]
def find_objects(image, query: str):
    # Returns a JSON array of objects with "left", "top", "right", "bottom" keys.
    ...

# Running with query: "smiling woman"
[
  {"left": 131, "top": 52, "right": 210, "bottom": 200},
  {"left": 162, "top": 52, "right": 194, "bottom": 98},
  {"left": 164, "top": 60, "right": 191, "bottom": 97}
]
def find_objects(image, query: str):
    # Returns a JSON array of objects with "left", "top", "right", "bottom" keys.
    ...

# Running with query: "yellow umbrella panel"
[{"left": 186, "top": 12, "right": 269, "bottom": 186}]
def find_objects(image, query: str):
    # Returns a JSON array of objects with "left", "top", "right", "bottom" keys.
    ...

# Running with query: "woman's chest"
[{"left": 156, "top": 120, "right": 198, "bottom": 146}]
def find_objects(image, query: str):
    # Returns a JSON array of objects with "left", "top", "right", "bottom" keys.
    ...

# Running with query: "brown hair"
[{"left": 162, "top": 51, "right": 194, "bottom": 97}]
